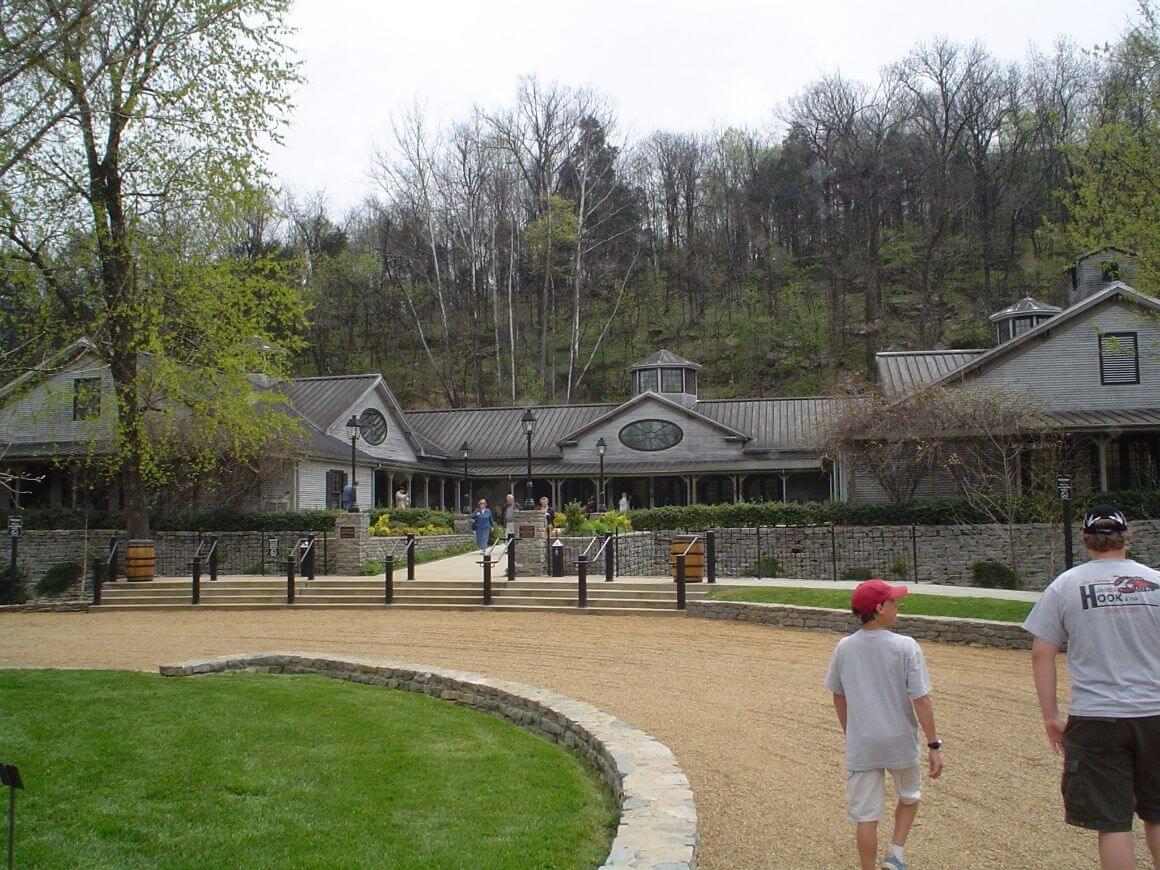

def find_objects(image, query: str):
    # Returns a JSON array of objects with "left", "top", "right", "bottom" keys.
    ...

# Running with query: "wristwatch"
[{"left": 927, "top": 740, "right": 942, "bottom": 750}]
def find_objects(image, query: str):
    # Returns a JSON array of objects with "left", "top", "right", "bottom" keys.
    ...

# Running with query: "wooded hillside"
[{"left": 5, "top": 5, "right": 1160, "bottom": 413}]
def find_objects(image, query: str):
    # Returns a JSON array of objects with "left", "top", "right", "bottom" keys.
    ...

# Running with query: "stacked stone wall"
[
  {"left": 160, "top": 653, "right": 699, "bottom": 869},
  {"left": 690, "top": 601, "right": 1032, "bottom": 649}
]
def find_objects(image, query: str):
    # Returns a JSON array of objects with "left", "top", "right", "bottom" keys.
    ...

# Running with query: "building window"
[
  {"left": 1099, "top": 332, "right": 1139, "bottom": 385},
  {"left": 73, "top": 378, "right": 101, "bottom": 421},
  {"left": 619, "top": 419, "right": 684, "bottom": 451},
  {"left": 637, "top": 369, "right": 658, "bottom": 393},
  {"left": 1012, "top": 316, "right": 1034, "bottom": 336},
  {"left": 325, "top": 469, "right": 346, "bottom": 509},
  {"left": 661, "top": 368, "right": 683, "bottom": 392},
  {"left": 357, "top": 408, "right": 387, "bottom": 445},
  {"left": 685, "top": 369, "right": 696, "bottom": 394}
]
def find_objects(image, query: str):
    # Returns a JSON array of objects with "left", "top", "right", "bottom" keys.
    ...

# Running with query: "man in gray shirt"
[
  {"left": 1024, "top": 505, "right": 1160, "bottom": 869},
  {"left": 825, "top": 579, "right": 943, "bottom": 870}
]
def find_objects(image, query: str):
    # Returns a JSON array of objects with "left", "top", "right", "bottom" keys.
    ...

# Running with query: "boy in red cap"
[{"left": 825, "top": 579, "right": 944, "bottom": 870}]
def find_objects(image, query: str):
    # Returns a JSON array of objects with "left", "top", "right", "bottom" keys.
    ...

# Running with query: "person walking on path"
[
  {"left": 824, "top": 579, "right": 944, "bottom": 870},
  {"left": 1024, "top": 505, "right": 1160, "bottom": 870},
  {"left": 470, "top": 498, "right": 493, "bottom": 551},
  {"left": 538, "top": 496, "right": 555, "bottom": 530},
  {"left": 503, "top": 493, "right": 517, "bottom": 535}
]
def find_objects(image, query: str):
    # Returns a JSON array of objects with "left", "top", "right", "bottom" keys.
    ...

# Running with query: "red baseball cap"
[{"left": 851, "top": 579, "right": 908, "bottom": 616}]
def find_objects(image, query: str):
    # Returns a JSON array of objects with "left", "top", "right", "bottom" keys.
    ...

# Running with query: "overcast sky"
[{"left": 267, "top": 0, "right": 1142, "bottom": 216}]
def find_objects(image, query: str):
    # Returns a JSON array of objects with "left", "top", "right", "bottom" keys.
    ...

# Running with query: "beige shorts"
[{"left": 846, "top": 765, "right": 921, "bottom": 822}]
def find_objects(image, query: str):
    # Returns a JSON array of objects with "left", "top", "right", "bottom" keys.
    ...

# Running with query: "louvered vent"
[{"left": 1099, "top": 332, "right": 1139, "bottom": 385}]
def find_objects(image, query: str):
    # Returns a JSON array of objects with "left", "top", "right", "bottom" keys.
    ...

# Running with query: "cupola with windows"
[
  {"left": 629, "top": 349, "right": 701, "bottom": 407},
  {"left": 988, "top": 297, "right": 1061, "bottom": 345}
]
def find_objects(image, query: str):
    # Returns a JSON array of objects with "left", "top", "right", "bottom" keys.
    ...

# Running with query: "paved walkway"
[{"left": 3, "top": 604, "right": 1125, "bottom": 868}]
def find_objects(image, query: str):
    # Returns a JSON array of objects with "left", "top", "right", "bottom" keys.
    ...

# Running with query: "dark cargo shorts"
[{"left": 1062, "top": 714, "right": 1160, "bottom": 833}]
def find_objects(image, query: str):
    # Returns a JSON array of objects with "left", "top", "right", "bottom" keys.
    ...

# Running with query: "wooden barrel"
[
  {"left": 670, "top": 536, "right": 705, "bottom": 582},
  {"left": 125, "top": 539, "right": 156, "bottom": 582}
]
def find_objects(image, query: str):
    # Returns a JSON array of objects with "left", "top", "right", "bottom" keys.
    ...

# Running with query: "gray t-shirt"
[
  {"left": 824, "top": 629, "right": 932, "bottom": 771},
  {"left": 1023, "top": 557, "right": 1160, "bottom": 717}
]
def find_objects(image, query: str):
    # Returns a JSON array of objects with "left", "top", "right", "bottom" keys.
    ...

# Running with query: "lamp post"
[
  {"left": 521, "top": 407, "right": 537, "bottom": 509},
  {"left": 596, "top": 437, "right": 606, "bottom": 512},
  {"left": 461, "top": 441, "right": 471, "bottom": 513},
  {"left": 345, "top": 414, "right": 360, "bottom": 512}
]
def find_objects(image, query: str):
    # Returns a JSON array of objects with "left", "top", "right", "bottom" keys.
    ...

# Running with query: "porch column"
[
  {"left": 387, "top": 473, "right": 394, "bottom": 507},
  {"left": 735, "top": 474, "right": 744, "bottom": 503},
  {"left": 780, "top": 473, "right": 788, "bottom": 503},
  {"left": 687, "top": 475, "right": 695, "bottom": 504},
  {"left": 648, "top": 477, "right": 655, "bottom": 509},
  {"left": 1097, "top": 438, "right": 1109, "bottom": 492}
]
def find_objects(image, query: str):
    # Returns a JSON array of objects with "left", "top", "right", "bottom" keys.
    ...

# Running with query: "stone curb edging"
[
  {"left": 688, "top": 601, "right": 1032, "bottom": 649},
  {"left": 158, "top": 652, "right": 698, "bottom": 869}
]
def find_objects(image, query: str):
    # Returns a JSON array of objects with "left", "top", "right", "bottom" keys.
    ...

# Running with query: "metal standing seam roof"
[
  {"left": 875, "top": 351, "right": 988, "bottom": 402},
  {"left": 406, "top": 403, "right": 613, "bottom": 460},
  {"left": 406, "top": 395, "right": 856, "bottom": 460},
  {"left": 281, "top": 375, "right": 380, "bottom": 430},
  {"left": 693, "top": 397, "right": 859, "bottom": 450},
  {"left": 987, "top": 297, "right": 1061, "bottom": 321},
  {"left": 1045, "top": 408, "right": 1160, "bottom": 430},
  {"left": 628, "top": 349, "right": 702, "bottom": 370}
]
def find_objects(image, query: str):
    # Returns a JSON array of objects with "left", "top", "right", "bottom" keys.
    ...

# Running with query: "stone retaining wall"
[
  {"left": 689, "top": 600, "right": 1031, "bottom": 649},
  {"left": 160, "top": 652, "right": 698, "bottom": 869}
]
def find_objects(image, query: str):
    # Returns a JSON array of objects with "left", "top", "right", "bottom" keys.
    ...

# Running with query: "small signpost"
[
  {"left": 1, "top": 763, "right": 24, "bottom": 870},
  {"left": 6, "top": 518, "right": 19, "bottom": 607},
  {"left": 1057, "top": 475, "right": 1073, "bottom": 570}
]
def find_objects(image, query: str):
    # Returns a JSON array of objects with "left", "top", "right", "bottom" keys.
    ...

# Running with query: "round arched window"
[
  {"left": 618, "top": 419, "right": 684, "bottom": 452},
  {"left": 358, "top": 409, "right": 388, "bottom": 446}
]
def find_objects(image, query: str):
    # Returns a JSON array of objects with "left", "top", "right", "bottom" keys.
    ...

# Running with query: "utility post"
[{"left": 1057, "top": 474, "right": 1073, "bottom": 570}]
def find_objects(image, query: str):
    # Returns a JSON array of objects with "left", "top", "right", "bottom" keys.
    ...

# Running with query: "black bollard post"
[
  {"left": 551, "top": 540, "right": 564, "bottom": 577},
  {"left": 604, "top": 533, "right": 614, "bottom": 582},
  {"left": 306, "top": 535, "right": 317, "bottom": 581},
  {"left": 506, "top": 533, "right": 516, "bottom": 582},
  {"left": 191, "top": 555, "right": 202, "bottom": 605},
  {"left": 405, "top": 533, "right": 416, "bottom": 581},
  {"left": 285, "top": 554, "right": 296, "bottom": 604},
  {"left": 384, "top": 555, "right": 394, "bottom": 604},
  {"left": 676, "top": 554, "right": 687, "bottom": 610},
  {"left": 482, "top": 554, "right": 492, "bottom": 605},
  {"left": 91, "top": 557, "right": 103, "bottom": 606},
  {"left": 706, "top": 531, "right": 716, "bottom": 584},
  {"left": 577, "top": 554, "right": 588, "bottom": 607}
]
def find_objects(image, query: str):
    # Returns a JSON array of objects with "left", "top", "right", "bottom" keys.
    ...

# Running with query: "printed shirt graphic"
[
  {"left": 824, "top": 630, "right": 932, "bottom": 771},
  {"left": 1023, "top": 558, "right": 1160, "bottom": 717}
]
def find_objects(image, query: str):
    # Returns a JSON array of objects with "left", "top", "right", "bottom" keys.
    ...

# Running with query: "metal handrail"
[
  {"left": 591, "top": 534, "right": 612, "bottom": 560},
  {"left": 579, "top": 535, "right": 601, "bottom": 558},
  {"left": 482, "top": 536, "right": 514, "bottom": 565},
  {"left": 103, "top": 536, "right": 118, "bottom": 578},
  {"left": 677, "top": 534, "right": 702, "bottom": 557}
]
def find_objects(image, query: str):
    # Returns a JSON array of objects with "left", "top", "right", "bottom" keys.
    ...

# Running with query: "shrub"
[
  {"left": 840, "top": 566, "right": 875, "bottom": 582},
  {"left": 745, "top": 555, "right": 782, "bottom": 578},
  {"left": 0, "top": 561, "right": 28, "bottom": 604},
  {"left": 36, "top": 561, "right": 83, "bottom": 597},
  {"left": 561, "top": 501, "right": 587, "bottom": 535},
  {"left": 971, "top": 560, "right": 1018, "bottom": 589},
  {"left": 368, "top": 513, "right": 453, "bottom": 538},
  {"left": 891, "top": 556, "right": 911, "bottom": 580},
  {"left": 358, "top": 561, "right": 385, "bottom": 576}
]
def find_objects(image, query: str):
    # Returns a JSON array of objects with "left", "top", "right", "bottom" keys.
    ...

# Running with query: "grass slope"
[
  {"left": 0, "top": 670, "right": 616, "bottom": 869},
  {"left": 708, "top": 586, "right": 1033, "bottom": 622}
]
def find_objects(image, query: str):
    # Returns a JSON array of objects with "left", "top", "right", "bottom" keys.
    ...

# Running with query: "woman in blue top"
[{"left": 471, "top": 498, "right": 493, "bottom": 550}]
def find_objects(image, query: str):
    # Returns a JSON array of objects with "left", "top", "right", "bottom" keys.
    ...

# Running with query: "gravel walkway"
[{"left": 0, "top": 609, "right": 1140, "bottom": 868}]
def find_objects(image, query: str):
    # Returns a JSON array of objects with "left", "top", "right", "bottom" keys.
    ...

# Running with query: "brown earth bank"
[{"left": 0, "top": 610, "right": 1140, "bottom": 868}]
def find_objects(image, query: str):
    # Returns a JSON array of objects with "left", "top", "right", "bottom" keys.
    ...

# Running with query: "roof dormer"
[{"left": 628, "top": 350, "right": 701, "bottom": 408}]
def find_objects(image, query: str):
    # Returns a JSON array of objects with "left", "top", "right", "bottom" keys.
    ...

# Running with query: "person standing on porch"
[
  {"left": 618, "top": 491, "right": 631, "bottom": 512},
  {"left": 503, "top": 493, "right": 517, "bottom": 535},
  {"left": 394, "top": 487, "right": 409, "bottom": 509}
]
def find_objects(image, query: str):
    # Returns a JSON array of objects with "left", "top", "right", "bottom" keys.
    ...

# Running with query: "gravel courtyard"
[{"left": 0, "top": 609, "right": 1134, "bottom": 868}]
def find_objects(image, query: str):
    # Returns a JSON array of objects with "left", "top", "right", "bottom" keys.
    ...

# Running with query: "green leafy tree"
[{"left": 1, "top": 0, "right": 303, "bottom": 538}]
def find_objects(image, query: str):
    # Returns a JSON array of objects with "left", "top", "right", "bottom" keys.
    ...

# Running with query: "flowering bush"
[{"left": 369, "top": 514, "right": 453, "bottom": 537}]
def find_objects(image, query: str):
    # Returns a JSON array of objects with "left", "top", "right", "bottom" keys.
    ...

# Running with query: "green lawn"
[
  {"left": 708, "top": 586, "right": 1034, "bottom": 622},
  {"left": 0, "top": 670, "right": 616, "bottom": 869}
]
